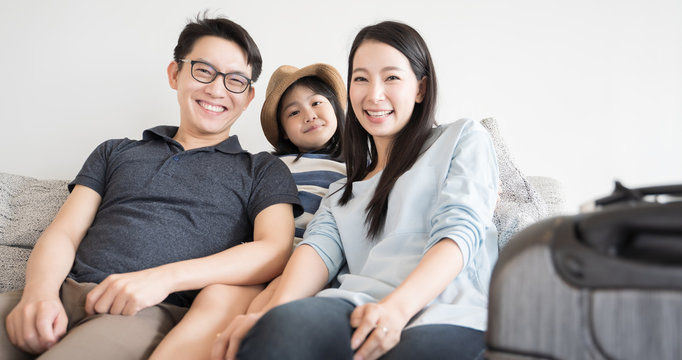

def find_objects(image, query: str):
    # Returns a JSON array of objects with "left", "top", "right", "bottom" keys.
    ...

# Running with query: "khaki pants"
[{"left": 0, "top": 278, "right": 187, "bottom": 360}]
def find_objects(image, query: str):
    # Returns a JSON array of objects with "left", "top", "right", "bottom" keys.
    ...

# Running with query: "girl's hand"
[
  {"left": 211, "top": 312, "right": 263, "bottom": 360},
  {"left": 349, "top": 302, "right": 409, "bottom": 360}
]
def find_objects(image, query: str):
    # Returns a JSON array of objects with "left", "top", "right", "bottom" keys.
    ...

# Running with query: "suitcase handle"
[
  {"left": 594, "top": 181, "right": 682, "bottom": 207},
  {"left": 576, "top": 201, "right": 682, "bottom": 265}
]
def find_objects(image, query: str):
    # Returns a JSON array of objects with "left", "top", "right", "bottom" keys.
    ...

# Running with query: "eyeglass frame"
[{"left": 178, "top": 59, "right": 253, "bottom": 94}]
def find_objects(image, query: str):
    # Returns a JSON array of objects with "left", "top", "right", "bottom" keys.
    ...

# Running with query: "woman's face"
[
  {"left": 279, "top": 84, "right": 338, "bottom": 152},
  {"left": 349, "top": 40, "right": 425, "bottom": 146}
]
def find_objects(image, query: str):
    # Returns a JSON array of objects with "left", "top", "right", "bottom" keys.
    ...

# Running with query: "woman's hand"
[
  {"left": 211, "top": 312, "right": 264, "bottom": 360},
  {"left": 349, "top": 302, "right": 410, "bottom": 360},
  {"left": 348, "top": 240, "right": 464, "bottom": 359}
]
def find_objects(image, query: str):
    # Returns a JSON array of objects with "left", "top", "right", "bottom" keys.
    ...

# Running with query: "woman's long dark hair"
[
  {"left": 272, "top": 76, "right": 345, "bottom": 160},
  {"left": 339, "top": 21, "right": 438, "bottom": 239}
]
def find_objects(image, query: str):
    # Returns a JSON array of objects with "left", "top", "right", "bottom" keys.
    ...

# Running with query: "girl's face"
[
  {"left": 279, "top": 84, "right": 338, "bottom": 152},
  {"left": 349, "top": 40, "right": 426, "bottom": 145}
]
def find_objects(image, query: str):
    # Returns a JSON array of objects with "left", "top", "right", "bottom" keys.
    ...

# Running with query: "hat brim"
[{"left": 261, "top": 63, "right": 346, "bottom": 148}]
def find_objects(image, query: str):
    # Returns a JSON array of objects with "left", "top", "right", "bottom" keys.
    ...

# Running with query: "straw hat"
[{"left": 260, "top": 63, "right": 346, "bottom": 147}]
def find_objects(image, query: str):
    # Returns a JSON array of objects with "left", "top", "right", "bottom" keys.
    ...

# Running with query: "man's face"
[{"left": 168, "top": 36, "right": 255, "bottom": 141}]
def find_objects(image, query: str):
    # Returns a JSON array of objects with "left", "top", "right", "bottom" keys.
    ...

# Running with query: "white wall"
[{"left": 1, "top": 0, "right": 680, "bottom": 212}]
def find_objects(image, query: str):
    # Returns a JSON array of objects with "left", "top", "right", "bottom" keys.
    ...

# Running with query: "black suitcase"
[{"left": 486, "top": 182, "right": 682, "bottom": 360}]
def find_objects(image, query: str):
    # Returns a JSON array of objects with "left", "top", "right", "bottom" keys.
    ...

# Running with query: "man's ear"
[
  {"left": 415, "top": 76, "right": 427, "bottom": 104},
  {"left": 243, "top": 86, "right": 256, "bottom": 110},
  {"left": 167, "top": 61, "right": 179, "bottom": 90}
]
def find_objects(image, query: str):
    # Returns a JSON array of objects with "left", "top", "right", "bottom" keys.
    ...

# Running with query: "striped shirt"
[{"left": 279, "top": 153, "right": 346, "bottom": 246}]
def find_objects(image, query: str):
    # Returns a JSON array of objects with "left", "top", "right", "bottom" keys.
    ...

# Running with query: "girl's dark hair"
[
  {"left": 339, "top": 21, "right": 438, "bottom": 239},
  {"left": 273, "top": 76, "right": 345, "bottom": 160},
  {"left": 173, "top": 12, "right": 263, "bottom": 82}
]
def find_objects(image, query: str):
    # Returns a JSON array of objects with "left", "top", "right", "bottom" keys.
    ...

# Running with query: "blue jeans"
[{"left": 238, "top": 297, "right": 485, "bottom": 360}]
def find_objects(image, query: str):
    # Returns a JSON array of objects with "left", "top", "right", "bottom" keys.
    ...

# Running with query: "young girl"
[
  {"left": 260, "top": 63, "right": 347, "bottom": 246},
  {"left": 248, "top": 63, "right": 347, "bottom": 312},
  {"left": 212, "top": 21, "right": 499, "bottom": 360},
  {"left": 149, "top": 63, "right": 346, "bottom": 359}
]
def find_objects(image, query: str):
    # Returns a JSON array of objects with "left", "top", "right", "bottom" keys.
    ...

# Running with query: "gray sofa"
[{"left": 0, "top": 118, "right": 567, "bottom": 293}]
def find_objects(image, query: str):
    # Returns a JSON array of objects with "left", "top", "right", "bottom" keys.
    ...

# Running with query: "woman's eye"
[
  {"left": 288, "top": 110, "right": 300, "bottom": 117},
  {"left": 312, "top": 101, "right": 322, "bottom": 106},
  {"left": 386, "top": 75, "right": 400, "bottom": 81},
  {"left": 352, "top": 76, "right": 367, "bottom": 82}
]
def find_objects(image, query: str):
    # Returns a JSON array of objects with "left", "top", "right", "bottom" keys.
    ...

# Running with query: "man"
[{"left": 0, "top": 15, "right": 300, "bottom": 359}]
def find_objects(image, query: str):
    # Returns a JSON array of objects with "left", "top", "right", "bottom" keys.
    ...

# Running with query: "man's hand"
[
  {"left": 5, "top": 296, "right": 68, "bottom": 354},
  {"left": 85, "top": 269, "right": 171, "bottom": 316}
]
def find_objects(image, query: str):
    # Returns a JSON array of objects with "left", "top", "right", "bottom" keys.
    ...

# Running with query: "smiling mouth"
[
  {"left": 198, "top": 100, "right": 227, "bottom": 113},
  {"left": 304, "top": 124, "right": 322, "bottom": 133},
  {"left": 366, "top": 110, "right": 393, "bottom": 117}
]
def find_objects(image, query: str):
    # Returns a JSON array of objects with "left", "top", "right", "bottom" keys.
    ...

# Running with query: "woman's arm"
[
  {"left": 352, "top": 122, "right": 499, "bottom": 360},
  {"left": 210, "top": 243, "right": 329, "bottom": 360},
  {"left": 261, "top": 244, "right": 330, "bottom": 310}
]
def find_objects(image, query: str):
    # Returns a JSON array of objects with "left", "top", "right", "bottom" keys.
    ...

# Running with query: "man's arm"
[
  {"left": 5, "top": 185, "right": 101, "bottom": 354},
  {"left": 85, "top": 202, "right": 295, "bottom": 316},
  {"left": 172, "top": 202, "right": 295, "bottom": 286}
]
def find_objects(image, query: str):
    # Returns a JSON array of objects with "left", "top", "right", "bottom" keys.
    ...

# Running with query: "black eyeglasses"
[{"left": 179, "top": 59, "right": 252, "bottom": 94}]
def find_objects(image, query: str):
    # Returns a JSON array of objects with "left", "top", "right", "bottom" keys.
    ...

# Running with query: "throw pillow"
[{"left": 480, "top": 118, "right": 548, "bottom": 249}]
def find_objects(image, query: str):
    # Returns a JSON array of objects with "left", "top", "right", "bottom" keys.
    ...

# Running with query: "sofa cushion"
[
  {"left": 480, "top": 118, "right": 548, "bottom": 249},
  {"left": 0, "top": 245, "right": 31, "bottom": 292},
  {"left": 0, "top": 172, "right": 69, "bottom": 248}
]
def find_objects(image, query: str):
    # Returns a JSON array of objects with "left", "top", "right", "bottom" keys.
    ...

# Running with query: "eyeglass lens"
[{"left": 191, "top": 61, "right": 249, "bottom": 93}]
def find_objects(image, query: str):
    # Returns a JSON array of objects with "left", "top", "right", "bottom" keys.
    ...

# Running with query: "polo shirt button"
[{"left": 173, "top": 156, "right": 179, "bottom": 161}]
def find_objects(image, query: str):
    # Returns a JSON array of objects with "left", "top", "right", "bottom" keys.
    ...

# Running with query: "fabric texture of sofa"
[{"left": 0, "top": 118, "right": 566, "bottom": 293}]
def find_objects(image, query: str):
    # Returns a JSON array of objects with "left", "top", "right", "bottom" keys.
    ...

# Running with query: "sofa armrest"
[{"left": 0, "top": 172, "right": 69, "bottom": 292}]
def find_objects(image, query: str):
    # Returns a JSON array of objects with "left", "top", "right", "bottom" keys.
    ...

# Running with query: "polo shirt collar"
[{"left": 143, "top": 126, "right": 246, "bottom": 154}]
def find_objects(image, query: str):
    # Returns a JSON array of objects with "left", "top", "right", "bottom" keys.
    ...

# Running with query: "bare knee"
[{"left": 194, "top": 284, "right": 263, "bottom": 310}]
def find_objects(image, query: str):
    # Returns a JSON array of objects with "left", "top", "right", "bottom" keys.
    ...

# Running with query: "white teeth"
[
  {"left": 199, "top": 101, "right": 225, "bottom": 112},
  {"left": 367, "top": 110, "right": 392, "bottom": 117}
]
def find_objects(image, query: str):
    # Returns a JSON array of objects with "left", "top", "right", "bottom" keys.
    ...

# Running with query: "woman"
[{"left": 213, "top": 21, "right": 499, "bottom": 360}]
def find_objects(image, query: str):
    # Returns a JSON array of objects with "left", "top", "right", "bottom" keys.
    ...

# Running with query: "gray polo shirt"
[{"left": 67, "top": 126, "right": 301, "bottom": 306}]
